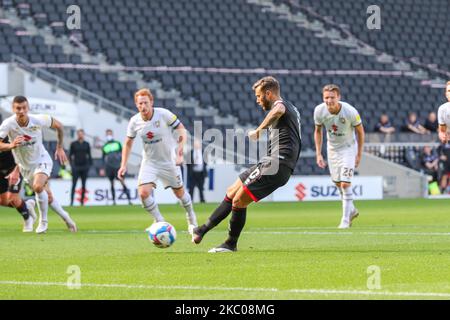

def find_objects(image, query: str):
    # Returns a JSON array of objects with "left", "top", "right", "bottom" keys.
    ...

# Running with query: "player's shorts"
[
  {"left": 138, "top": 163, "right": 183, "bottom": 189},
  {"left": 327, "top": 146, "right": 356, "bottom": 183},
  {"left": 0, "top": 167, "right": 24, "bottom": 194},
  {"left": 20, "top": 162, "right": 53, "bottom": 185},
  {"left": 239, "top": 161, "right": 292, "bottom": 202}
]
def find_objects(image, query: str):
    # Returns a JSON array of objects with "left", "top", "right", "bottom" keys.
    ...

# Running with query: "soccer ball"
[{"left": 147, "top": 222, "right": 177, "bottom": 248}]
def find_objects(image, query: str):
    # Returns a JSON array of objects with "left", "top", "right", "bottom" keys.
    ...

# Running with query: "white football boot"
[
  {"left": 338, "top": 219, "right": 351, "bottom": 229},
  {"left": 36, "top": 221, "right": 48, "bottom": 234},
  {"left": 64, "top": 216, "right": 78, "bottom": 233},
  {"left": 208, "top": 243, "right": 237, "bottom": 253},
  {"left": 350, "top": 208, "right": 359, "bottom": 226}
]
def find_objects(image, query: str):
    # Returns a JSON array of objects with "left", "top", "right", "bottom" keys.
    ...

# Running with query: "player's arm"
[
  {"left": 314, "top": 124, "right": 326, "bottom": 168},
  {"left": 173, "top": 122, "right": 187, "bottom": 165},
  {"left": 354, "top": 124, "right": 365, "bottom": 168},
  {"left": 0, "top": 136, "right": 23, "bottom": 151},
  {"left": 248, "top": 103, "right": 285, "bottom": 140},
  {"left": 118, "top": 137, "right": 134, "bottom": 179},
  {"left": 50, "top": 118, "right": 68, "bottom": 165}
]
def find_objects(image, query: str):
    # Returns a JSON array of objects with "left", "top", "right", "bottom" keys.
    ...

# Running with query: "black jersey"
[
  {"left": 267, "top": 99, "right": 302, "bottom": 170},
  {"left": 0, "top": 137, "right": 16, "bottom": 173}
]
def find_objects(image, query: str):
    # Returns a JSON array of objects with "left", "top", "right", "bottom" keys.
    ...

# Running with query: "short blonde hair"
[
  {"left": 134, "top": 88, "right": 154, "bottom": 103},
  {"left": 322, "top": 84, "right": 341, "bottom": 95}
]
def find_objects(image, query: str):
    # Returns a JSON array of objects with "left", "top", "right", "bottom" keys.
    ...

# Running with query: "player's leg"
[
  {"left": 208, "top": 186, "right": 253, "bottom": 252},
  {"left": 0, "top": 181, "right": 36, "bottom": 233},
  {"left": 137, "top": 163, "right": 164, "bottom": 224},
  {"left": 33, "top": 172, "right": 50, "bottom": 233},
  {"left": 172, "top": 185, "right": 197, "bottom": 234},
  {"left": 338, "top": 181, "right": 353, "bottom": 228},
  {"left": 6, "top": 192, "right": 36, "bottom": 232},
  {"left": 46, "top": 185, "right": 77, "bottom": 232},
  {"left": 139, "top": 183, "right": 165, "bottom": 225},
  {"left": 4, "top": 172, "right": 37, "bottom": 232},
  {"left": 70, "top": 168, "right": 80, "bottom": 206},
  {"left": 161, "top": 165, "right": 197, "bottom": 233},
  {"left": 192, "top": 178, "right": 242, "bottom": 244},
  {"left": 207, "top": 162, "right": 292, "bottom": 252},
  {"left": 336, "top": 150, "right": 357, "bottom": 229}
]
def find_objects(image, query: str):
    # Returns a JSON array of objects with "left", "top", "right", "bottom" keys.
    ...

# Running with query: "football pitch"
[{"left": 1, "top": 199, "right": 450, "bottom": 300}]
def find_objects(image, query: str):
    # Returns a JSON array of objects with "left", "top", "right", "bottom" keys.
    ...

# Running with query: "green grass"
[{"left": 1, "top": 199, "right": 450, "bottom": 300}]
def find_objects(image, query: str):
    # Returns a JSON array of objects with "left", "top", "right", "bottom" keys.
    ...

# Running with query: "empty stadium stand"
[{"left": 1, "top": 0, "right": 448, "bottom": 176}]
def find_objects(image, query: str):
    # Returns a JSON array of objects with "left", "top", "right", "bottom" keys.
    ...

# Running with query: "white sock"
[
  {"left": 179, "top": 192, "right": 197, "bottom": 226},
  {"left": 142, "top": 196, "right": 165, "bottom": 222},
  {"left": 49, "top": 198, "right": 71, "bottom": 222},
  {"left": 341, "top": 187, "right": 353, "bottom": 224},
  {"left": 36, "top": 190, "right": 49, "bottom": 223}
]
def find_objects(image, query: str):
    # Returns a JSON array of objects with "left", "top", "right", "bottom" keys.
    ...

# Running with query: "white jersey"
[
  {"left": 126, "top": 108, "right": 181, "bottom": 166},
  {"left": 314, "top": 101, "right": 362, "bottom": 151},
  {"left": 438, "top": 102, "right": 450, "bottom": 129},
  {"left": 0, "top": 114, "right": 53, "bottom": 169}
]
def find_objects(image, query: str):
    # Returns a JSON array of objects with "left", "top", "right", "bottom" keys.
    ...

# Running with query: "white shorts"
[
  {"left": 138, "top": 163, "right": 183, "bottom": 189},
  {"left": 20, "top": 162, "right": 53, "bottom": 185},
  {"left": 327, "top": 147, "right": 356, "bottom": 183}
]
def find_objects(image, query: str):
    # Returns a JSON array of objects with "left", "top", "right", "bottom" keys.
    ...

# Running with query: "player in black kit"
[
  {"left": 0, "top": 137, "right": 36, "bottom": 232},
  {"left": 192, "top": 76, "right": 302, "bottom": 252}
]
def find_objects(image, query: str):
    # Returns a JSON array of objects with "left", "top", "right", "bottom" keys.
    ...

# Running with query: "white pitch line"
[
  {"left": 252, "top": 225, "right": 450, "bottom": 230},
  {"left": 1, "top": 229, "right": 450, "bottom": 236},
  {"left": 0, "top": 281, "right": 449, "bottom": 298},
  {"left": 246, "top": 231, "right": 450, "bottom": 236}
]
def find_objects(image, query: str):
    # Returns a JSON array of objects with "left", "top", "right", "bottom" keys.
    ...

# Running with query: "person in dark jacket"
[
  {"left": 69, "top": 129, "right": 92, "bottom": 206},
  {"left": 187, "top": 140, "right": 207, "bottom": 203}
]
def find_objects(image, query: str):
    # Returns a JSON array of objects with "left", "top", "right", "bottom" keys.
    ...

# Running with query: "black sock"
[
  {"left": 225, "top": 206, "right": 247, "bottom": 248},
  {"left": 198, "top": 196, "right": 233, "bottom": 235},
  {"left": 16, "top": 201, "right": 30, "bottom": 220}
]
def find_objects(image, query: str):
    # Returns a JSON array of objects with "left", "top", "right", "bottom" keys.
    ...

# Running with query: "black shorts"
[
  {"left": 239, "top": 162, "right": 292, "bottom": 202},
  {"left": 0, "top": 168, "right": 23, "bottom": 194}
]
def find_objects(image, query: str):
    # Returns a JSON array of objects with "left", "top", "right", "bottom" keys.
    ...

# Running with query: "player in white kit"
[
  {"left": 0, "top": 96, "right": 77, "bottom": 233},
  {"left": 314, "top": 85, "right": 365, "bottom": 229},
  {"left": 118, "top": 89, "right": 197, "bottom": 233},
  {"left": 437, "top": 81, "right": 450, "bottom": 144}
]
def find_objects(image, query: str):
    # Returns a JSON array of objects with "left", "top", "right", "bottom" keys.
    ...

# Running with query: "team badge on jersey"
[
  {"left": 340, "top": 117, "right": 346, "bottom": 124},
  {"left": 155, "top": 121, "right": 160, "bottom": 128}
]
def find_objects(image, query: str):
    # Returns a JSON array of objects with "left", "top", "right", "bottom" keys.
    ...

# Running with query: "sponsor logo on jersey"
[
  {"left": 146, "top": 131, "right": 154, "bottom": 139},
  {"left": 23, "top": 135, "right": 32, "bottom": 141}
]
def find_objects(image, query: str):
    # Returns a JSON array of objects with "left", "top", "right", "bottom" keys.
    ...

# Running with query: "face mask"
[{"left": 106, "top": 135, "right": 113, "bottom": 141}]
